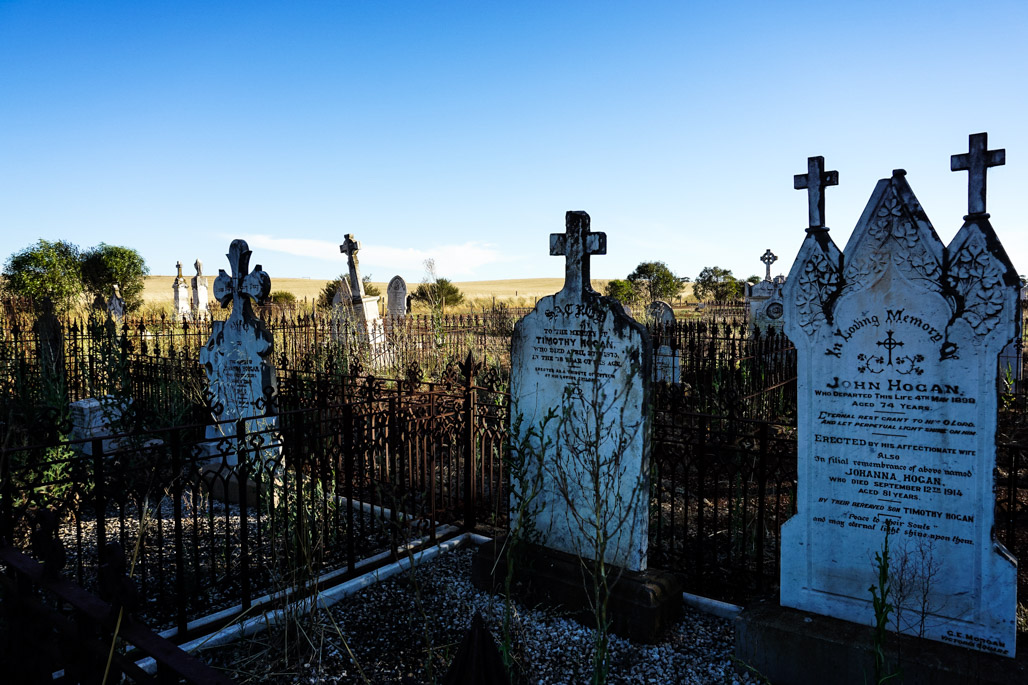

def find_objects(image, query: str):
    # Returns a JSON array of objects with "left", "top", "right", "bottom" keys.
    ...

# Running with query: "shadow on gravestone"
[
  {"left": 779, "top": 137, "right": 1018, "bottom": 658},
  {"left": 197, "top": 239, "right": 280, "bottom": 503}
]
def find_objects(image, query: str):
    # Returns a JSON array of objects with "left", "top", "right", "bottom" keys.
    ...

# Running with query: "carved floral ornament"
[{"left": 790, "top": 170, "right": 1012, "bottom": 358}]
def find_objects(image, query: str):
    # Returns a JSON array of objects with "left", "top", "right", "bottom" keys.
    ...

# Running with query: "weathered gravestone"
[
  {"left": 106, "top": 284, "right": 125, "bottom": 322},
  {"left": 172, "top": 261, "right": 190, "bottom": 317},
  {"left": 646, "top": 300, "right": 680, "bottom": 384},
  {"left": 746, "top": 249, "right": 786, "bottom": 332},
  {"left": 477, "top": 211, "right": 679, "bottom": 642},
  {"left": 333, "top": 234, "right": 389, "bottom": 365},
  {"left": 387, "top": 275, "right": 408, "bottom": 319},
  {"left": 511, "top": 210, "right": 651, "bottom": 570},
  {"left": 191, "top": 259, "right": 209, "bottom": 317},
  {"left": 198, "top": 239, "right": 279, "bottom": 478},
  {"left": 780, "top": 140, "right": 1018, "bottom": 656}
]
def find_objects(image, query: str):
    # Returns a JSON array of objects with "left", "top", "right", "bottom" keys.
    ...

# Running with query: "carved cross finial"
[
  {"left": 339, "top": 234, "right": 365, "bottom": 301},
  {"left": 761, "top": 249, "right": 778, "bottom": 281},
  {"left": 194, "top": 259, "right": 204, "bottom": 277},
  {"left": 550, "top": 211, "right": 606, "bottom": 295},
  {"left": 794, "top": 156, "right": 839, "bottom": 230},
  {"left": 951, "top": 132, "right": 1005, "bottom": 216},
  {"left": 212, "top": 239, "right": 271, "bottom": 313},
  {"left": 176, "top": 261, "right": 183, "bottom": 278}
]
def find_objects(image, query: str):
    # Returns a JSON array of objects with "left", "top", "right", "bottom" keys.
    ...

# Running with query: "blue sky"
[{"left": 1, "top": 1, "right": 1026, "bottom": 284}]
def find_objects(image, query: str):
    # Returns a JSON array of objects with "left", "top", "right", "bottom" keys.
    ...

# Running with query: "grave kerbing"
[{"left": 780, "top": 139, "right": 1018, "bottom": 657}]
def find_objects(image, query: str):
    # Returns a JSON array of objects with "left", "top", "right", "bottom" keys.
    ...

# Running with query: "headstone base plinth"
[
  {"left": 471, "top": 537, "right": 681, "bottom": 644},
  {"left": 734, "top": 602, "right": 1025, "bottom": 685}
]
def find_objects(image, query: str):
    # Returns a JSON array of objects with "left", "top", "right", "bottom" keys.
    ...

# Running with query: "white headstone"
[
  {"left": 387, "top": 275, "right": 408, "bottom": 319},
  {"left": 646, "top": 301, "right": 680, "bottom": 384},
  {"left": 510, "top": 211, "right": 652, "bottom": 571},
  {"left": 173, "top": 261, "right": 190, "bottom": 316},
  {"left": 333, "top": 235, "right": 383, "bottom": 355},
  {"left": 199, "top": 240, "right": 278, "bottom": 468},
  {"left": 782, "top": 148, "right": 1018, "bottom": 656},
  {"left": 746, "top": 250, "right": 786, "bottom": 332},
  {"left": 191, "top": 259, "right": 209, "bottom": 316}
]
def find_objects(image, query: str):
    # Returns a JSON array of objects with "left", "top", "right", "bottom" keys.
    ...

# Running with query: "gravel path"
[{"left": 203, "top": 542, "right": 762, "bottom": 684}]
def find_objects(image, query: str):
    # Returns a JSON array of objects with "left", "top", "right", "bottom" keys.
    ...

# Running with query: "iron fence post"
[
  {"left": 171, "top": 429, "right": 187, "bottom": 634},
  {"left": 235, "top": 417, "right": 251, "bottom": 610},
  {"left": 463, "top": 373, "right": 477, "bottom": 532},
  {"left": 756, "top": 421, "right": 768, "bottom": 593},
  {"left": 91, "top": 437, "right": 107, "bottom": 550}
]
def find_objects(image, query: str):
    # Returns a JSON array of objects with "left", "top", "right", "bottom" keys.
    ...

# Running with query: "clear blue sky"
[{"left": 2, "top": 1, "right": 1026, "bottom": 285}]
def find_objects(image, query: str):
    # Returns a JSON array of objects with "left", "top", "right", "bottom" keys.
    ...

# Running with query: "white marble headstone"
[
  {"left": 646, "top": 300, "right": 680, "bottom": 384},
  {"left": 191, "top": 259, "right": 209, "bottom": 316},
  {"left": 510, "top": 211, "right": 652, "bottom": 571},
  {"left": 173, "top": 261, "right": 190, "bottom": 317},
  {"left": 782, "top": 158, "right": 1018, "bottom": 656},
  {"left": 199, "top": 240, "right": 278, "bottom": 468}
]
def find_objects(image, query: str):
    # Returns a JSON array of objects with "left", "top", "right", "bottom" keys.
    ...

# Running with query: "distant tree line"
[{"left": 1, "top": 239, "right": 150, "bottom": 313}]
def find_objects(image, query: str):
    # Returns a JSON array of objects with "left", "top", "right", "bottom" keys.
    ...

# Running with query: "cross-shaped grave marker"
[
  {"left": 794, "top": 156, "right": 839, "bottom": 230},
  {"left": 213, "top": 240, "right": 271, "bottom": 312},
  {"left": 340, "top": 234, "right": 365, "bottom": 301},
  {"left": 761, "top": 249, "right": 778, "bottom": 281},
  {"left": 550, "top": 211, "right": 606, "bottom": 295},
  {"left": 951, "top": 132, "right": 1005, "bottom": 217},
  {"left": 176, "top": 261, "right": 183, "bottom": 279}
]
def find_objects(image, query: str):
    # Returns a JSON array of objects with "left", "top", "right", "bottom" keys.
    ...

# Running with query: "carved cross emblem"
[
  {"left": 340, "top": 233, "right": 365, "bottom": 301},
  {"left": 761, "top": 249, "right": 778, "bottom": 281},
  {"left": 212, "top": 239, "right": 271, "bottom": 311},
  {"left": 550, "top": 211, "right": 606, "bottom": 295},
  {"left": 951, "top": 132, "right": 1005, "bottom": 216},
  {"left": 876, "top": 330, "right": 903, "bottom": 366},
  {"left": 794, "top": 156, "right": 839, "bottom": 230}
]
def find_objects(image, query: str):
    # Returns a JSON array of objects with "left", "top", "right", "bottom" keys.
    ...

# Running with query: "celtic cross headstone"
[{"left": 198, "top": 239, "right": 278, "bottom": 469}]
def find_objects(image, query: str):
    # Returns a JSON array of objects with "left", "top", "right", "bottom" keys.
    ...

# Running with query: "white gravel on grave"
[{"left": 207, "top": 542, "right": 762, "bottom": 684}]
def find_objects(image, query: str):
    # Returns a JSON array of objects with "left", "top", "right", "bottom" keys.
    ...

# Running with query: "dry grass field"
[{"left": 142, "top": 276, "right": 695, "bottom": 315}]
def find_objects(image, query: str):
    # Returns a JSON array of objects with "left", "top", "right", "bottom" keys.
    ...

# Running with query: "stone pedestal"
[
  {"left": 735, "top": 603, "right": 1027, "bottom": 685},
  {"left": 471, "top": 537, "right": 682, "bottom": 644}
]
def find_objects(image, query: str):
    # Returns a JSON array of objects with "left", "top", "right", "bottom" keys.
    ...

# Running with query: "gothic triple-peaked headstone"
[
  {"left": 173, "top": 261, "right": 190, "bottom": 316},
  {"left": 510, "top": 211, "right": 652, "bottom": 570},
  {"left": 781, "top": 137, "right": 1018, "bottom": 656},
  {"left": 387, "top": 275, "right": 408, "bottom": 319},
  {"left": 198, "top": 239, "right": 278, "bottom": 469}
]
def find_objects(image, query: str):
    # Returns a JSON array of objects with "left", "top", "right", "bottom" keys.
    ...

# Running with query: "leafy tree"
[
  {"left": 626, "top": 261, "right": 681, "bottom": 303},
  {"left": 412, "top": 278, "right": 464, "bottom": 307},
  {"left": 693, "top": 266, "right": 741, "bottom": 302},
  {"left": 604, "top": 279, "right": 637, "bottom": 305},
  {"left": 268, "top": 290, "right": 296, "bottom": 306},
  {"left": 2, "top": 239, "right": 83, "bottom": 312},
  {"left": 80, "top": 243, "right": 150, "bottom": 312},
  {"left": 746, "top": 274, "right": 761, "bottom": 285},
  {"left": 318, "top": 273, "right": 381, "bottom": 308},
  {"left": 411, "top": 258, "right": 464, "bottom": 309}
]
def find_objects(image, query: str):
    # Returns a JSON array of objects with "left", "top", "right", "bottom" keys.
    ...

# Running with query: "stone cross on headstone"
[
  {"left": 340, "top": 234, "right": 365, "bottom": 301},
  {"left": 761, "top": 249, "right": 777, "bottom": 282},
  {"left": 794, "top": 156, "right": 839, "bottom": 230},
  {"left": 951, "top": 132, "right": 1005, "bottom": 216},
  {"left": 213, "top": 243, "right": 270, "bottom": 311},
  {"left": 176, "top": 261, "right": 183, "bottom": 278},
  {"left": 550, "top": 212, "right": 607, "bottom": 295}
]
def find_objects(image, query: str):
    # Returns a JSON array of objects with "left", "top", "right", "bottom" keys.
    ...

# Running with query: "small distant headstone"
[
  {"left": 510, "top": 211, "right": 652, "bottom": 571},
  {"left": 173, "top": 261, "right": 190, "bottom": 317},
  {"left": 646, "top": 301, "right": 680, "bottom": 384},
  {"left": 191, "top": 259, "right": 209, "bottom": 316},
  {"left": 781, "top": 139, "right": 1018, "bottom": 656},
  {"left": 387, "top": 275, "right": 408, "bottom": 319},
  {"left": 198, "top": 240, "right": 278, "bottom": 471},
  {"left": 106, "top": 284, "right": 125, "bottom": 322},
  {"left": 746, "top": 249, "right": 786, "bottom": 332}
]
